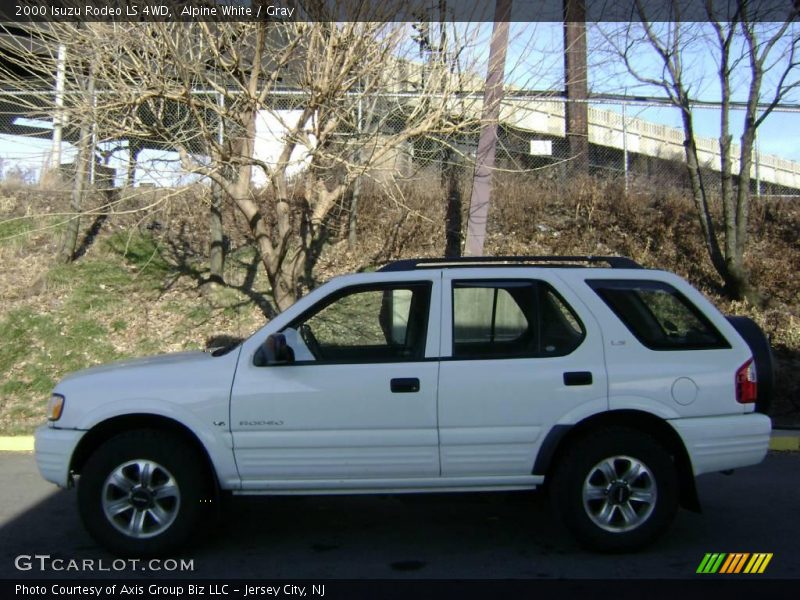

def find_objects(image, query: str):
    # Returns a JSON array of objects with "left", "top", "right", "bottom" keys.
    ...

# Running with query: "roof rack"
[{"left": 378, "top": 255, "right": 643, "bottom": 272}]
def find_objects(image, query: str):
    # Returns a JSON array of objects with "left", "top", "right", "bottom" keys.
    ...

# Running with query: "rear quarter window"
[{"left": 586, "top": 279, "right": 730, "bottom": 351}]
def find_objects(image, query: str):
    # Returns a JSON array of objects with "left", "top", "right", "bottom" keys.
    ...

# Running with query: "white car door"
[
  {"left": 230, "top": 278, "right": 441, "bottom": 488},
  {"left": 437, "top": 270, "right": 608, "bottom": 478}
]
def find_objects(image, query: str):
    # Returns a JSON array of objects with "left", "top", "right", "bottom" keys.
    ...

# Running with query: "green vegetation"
[
  {"left": 0, "top": 221, "right": 266, "bottom": 434},
  {"left": 106, "top": 231, "right": 172, "bottom": 276},
  {"left": 0, "top": 216, "right": 34, "bottom": 241},
  {"left": 0, "top": 308, "right": 117, "bottom": 391}
]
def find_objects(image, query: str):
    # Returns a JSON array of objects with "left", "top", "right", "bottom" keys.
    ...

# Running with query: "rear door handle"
[
  {"left": 391, "top": 378, "right": 420, "bottom": 393},
  {"left": 563, "top": 371, "right": 593, "bottom": 386}
]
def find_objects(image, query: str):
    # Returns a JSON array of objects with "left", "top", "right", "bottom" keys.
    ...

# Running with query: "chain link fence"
[
  {"left": 2, "top": 89, "right": 800, "bottom": 201},
  {"left": 412, "top": 96, "right": 800, "bottom": 201}
]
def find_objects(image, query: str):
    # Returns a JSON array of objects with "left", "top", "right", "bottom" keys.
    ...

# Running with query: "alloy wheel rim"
[
  {"left": 582, "top": 455, "right": 657, "bottom": 533},
  {"left": 101, "top": 459, "right": 181, "bottom": 539}
]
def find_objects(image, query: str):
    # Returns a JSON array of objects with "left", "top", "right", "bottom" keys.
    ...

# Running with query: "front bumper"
[
  {"left": 34, "top": 424, "right": 85, "bottom": 488},
  {"left": 669, "top": 413, "right": 772, "bottom": 476}
]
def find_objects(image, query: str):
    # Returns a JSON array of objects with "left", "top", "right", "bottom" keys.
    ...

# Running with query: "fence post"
[
  {"left": 46, "top": 43, "right": 67, "bottom": 181},
  {"left": 622, "top": 101, "right": 629, "bottom": 193}
]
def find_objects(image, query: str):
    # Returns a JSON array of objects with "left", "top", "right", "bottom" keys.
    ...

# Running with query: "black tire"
[
  {"left": 550, "top": 428, "right": 679, "bottom": 552},
  {"left": 78, "top": 429, "right": 211, "bottom": 557},
  {"left": 726, "top": 315, "right": 775, "bottom": 415}
]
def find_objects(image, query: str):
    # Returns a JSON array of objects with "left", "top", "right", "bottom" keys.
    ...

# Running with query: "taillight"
[{"left": 736, "top": 359, "right": 758, "bottom": 404}]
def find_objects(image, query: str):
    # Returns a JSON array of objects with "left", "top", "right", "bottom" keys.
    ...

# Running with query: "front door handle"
[
  {"left": 391, "top": 378, "right": 420, "bottom": 393},
  {"left": 563, "top": 371, "right": 593, "bottom": 386}
]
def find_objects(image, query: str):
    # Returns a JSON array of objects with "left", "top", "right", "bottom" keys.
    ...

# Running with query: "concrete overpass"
[{"left": 497, "top": 96, "right": 800, "bottom": 192}]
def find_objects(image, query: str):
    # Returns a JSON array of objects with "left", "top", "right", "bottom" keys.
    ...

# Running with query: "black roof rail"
[{"left": 378, "top": 255, "right": 643, "bottom": 272}]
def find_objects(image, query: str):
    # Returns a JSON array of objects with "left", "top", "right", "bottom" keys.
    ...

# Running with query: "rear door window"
[{"left": 452, "top": 280, "right": 585, "bottom": 359}]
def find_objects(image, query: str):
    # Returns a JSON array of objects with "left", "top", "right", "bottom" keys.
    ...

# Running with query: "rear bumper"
[
  {"left": 669, "top": 413, "right": 771, "bottom": 476},
  {"left": 34, "top": 425, "right": 84, "bottom": 488}
]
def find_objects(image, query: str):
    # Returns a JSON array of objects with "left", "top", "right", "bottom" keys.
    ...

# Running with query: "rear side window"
[
  {"left": 587, "top": 279, "right": 729, "bottom": 351},
  {"left": 452, "top": 280, "right": 585, "bottom": 359}
]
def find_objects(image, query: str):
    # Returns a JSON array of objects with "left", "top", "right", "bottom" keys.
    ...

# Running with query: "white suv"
[{"left": 35, "top": 256, "right": 772, "bottom": 555}]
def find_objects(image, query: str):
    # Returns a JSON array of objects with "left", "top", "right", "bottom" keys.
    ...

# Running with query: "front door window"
[{"left": 288, "top": 283, "right": 431, "bottom": 362}]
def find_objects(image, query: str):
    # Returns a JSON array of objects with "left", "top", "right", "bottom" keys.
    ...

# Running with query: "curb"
[
  {"left": 0, "top": 437, "right": 34, "bottom": 452},
  {"left": 2, "top": 431, "right": 800, "bottom": 454},
  {"left": 769, "top": 431, "right": 800, "bottom": 451}
]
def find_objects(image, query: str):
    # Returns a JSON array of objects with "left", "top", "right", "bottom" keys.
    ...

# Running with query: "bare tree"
[
  {"left": 1, "top": 9, "right": 560, "bottom": 308},
  {"left": 42, "top": 13, "right": 477, "bottom": 311},
  {"left": 597, "top": 1, "right": 800, "bottom": 303}
]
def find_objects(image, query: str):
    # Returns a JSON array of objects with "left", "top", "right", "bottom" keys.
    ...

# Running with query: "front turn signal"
[{"left": 47, "top": 394, "right": 65, "bottom": 421}]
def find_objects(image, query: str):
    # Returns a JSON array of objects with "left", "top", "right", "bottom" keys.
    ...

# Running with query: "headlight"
[{"left": 47, "top": 394, "right": 65, "bottom": 421}]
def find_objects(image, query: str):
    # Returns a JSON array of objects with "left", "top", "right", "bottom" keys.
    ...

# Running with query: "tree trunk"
[
  {"left": 230, "top": 178, "right": 300, "bottom": 313},
  {"left": 348, "top": 177, "right": 360, "bottom": 249},
  {"left": 736, "top": 128, "right": 755, "bottom": 260},
  {"left": 718, "top": 77, "right": 737, "bottom": 278},
  {"left": 725, "top": 106, "right": 760, "bottom": 305},
  {"left": 209, "top": 183, "right": 225, "bottom": 283},
  {"left": 715, "top": 48, "right": 764, "bottom": 304},
  {"left": 271, "top": 280, "right": 297, "bottom": 312},
  {"left": 221, "top": 105, "right": 287, "bottom": 312},
  {"left": 677, "top": 104, "right": 727, "bottom": 279},
  {"left": 721, "top": 259, "right": 761, "bottom": 305},
  {"left": 60, "top": 146, "right": 89, "bottom": 262},
  {"left": 60, "top": 68, "right": 95, "bottom": 263}
]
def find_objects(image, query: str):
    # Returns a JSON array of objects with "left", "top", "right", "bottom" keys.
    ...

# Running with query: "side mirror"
[{"left": 262, "top": 333, "right": 295, "bottom": 365}]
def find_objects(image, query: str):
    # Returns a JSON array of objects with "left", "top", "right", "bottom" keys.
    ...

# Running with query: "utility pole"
[
  {"left": 564, "top": 0, "right": 589, "bottom": 175},
  {"left": 464, "top": 0, "right": 512, "bottom": 257},
  {"left": 434, "top": 0, "right": 463, "bottom": 258},
  {"left": 209, "top": 92, "right": 226, "bottom": 282}
]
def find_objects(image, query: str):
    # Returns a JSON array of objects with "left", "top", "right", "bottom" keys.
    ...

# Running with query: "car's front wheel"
[
  {"left": 550, "top": 427, "right": 679, "bottom": 552},
  {"left": 78, "top": 429, "right": 210, "bottom": 556}
]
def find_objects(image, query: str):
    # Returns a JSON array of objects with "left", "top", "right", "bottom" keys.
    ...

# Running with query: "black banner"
[
  {"left": 5, "top": 579, "right": 800, "bottom": 600},
  {"left": 0, "top": 0, "right": 797, "bottom": 23}
]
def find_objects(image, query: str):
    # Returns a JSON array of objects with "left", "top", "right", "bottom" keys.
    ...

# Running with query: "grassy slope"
[{"left": 0, "top": 199, "right": 266, "bottom": 433}]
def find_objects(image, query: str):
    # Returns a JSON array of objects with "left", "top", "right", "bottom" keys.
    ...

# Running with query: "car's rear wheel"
[
  {"left": 550, "top": 428, "right": 679, "bottom": 552},
  {"left": 78, "top": 429, "right": 210, "bottom": 557}
]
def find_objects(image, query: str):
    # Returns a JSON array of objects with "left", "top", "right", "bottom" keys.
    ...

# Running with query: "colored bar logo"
[{"left": 696, "top": 553, "right": 773, "bottom": 574}]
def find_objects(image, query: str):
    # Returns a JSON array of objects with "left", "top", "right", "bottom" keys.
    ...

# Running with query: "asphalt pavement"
[{"left": 0, "top": 449, "right": 798, "bottom": 580}]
